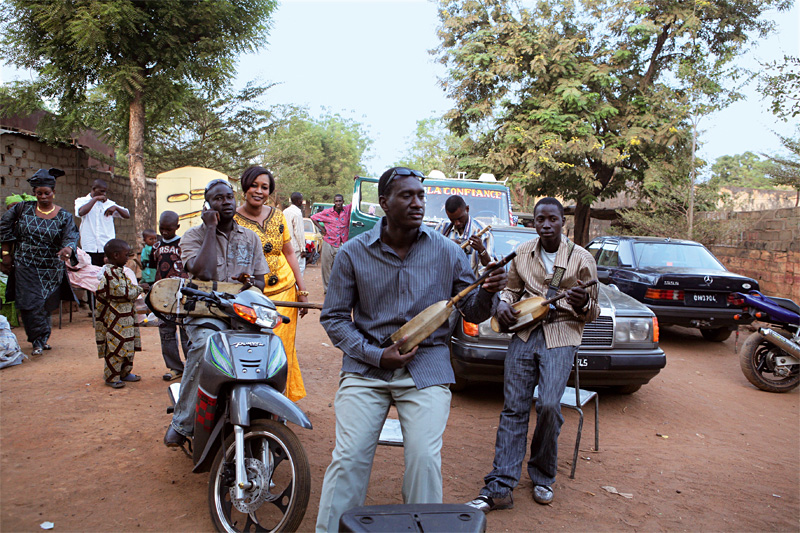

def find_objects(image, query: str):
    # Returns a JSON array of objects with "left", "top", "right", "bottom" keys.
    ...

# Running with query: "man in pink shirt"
[{"left": 311, "top": 194, "right": 352, "bottom": 294}]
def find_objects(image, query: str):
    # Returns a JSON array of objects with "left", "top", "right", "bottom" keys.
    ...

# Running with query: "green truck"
[{"left": 348, "top": 173, "right": 514, "bottom": 239}]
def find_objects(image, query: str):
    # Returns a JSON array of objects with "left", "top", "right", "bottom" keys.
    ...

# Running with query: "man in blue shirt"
[{"left": 315, "top": 167, "right": 508, "bottom": 532}]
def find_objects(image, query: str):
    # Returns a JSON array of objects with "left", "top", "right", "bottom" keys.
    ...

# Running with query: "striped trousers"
[{"left": 481, "top": 327, "right": 576, "bottom": 497}]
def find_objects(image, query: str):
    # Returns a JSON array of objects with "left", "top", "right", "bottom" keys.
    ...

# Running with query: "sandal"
[
  {"left": 42, "top": 344, "right": 52, "bottom": 350},
  {"left": 31, "top": 347, "right": 43, "bottom": 356},
  {"left": 122, "top": 373, "right": 141, "bottom": 382},
  {"left": 162, "top": 369, "right": 183, "bottom": 381},
  {"left": 105, "top": 381, "right": 125, "bottom": 389}
]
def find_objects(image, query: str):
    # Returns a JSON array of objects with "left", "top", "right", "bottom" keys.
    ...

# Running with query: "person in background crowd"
[
  {"left": 152, "top": 211, "right": 189, "bottom": 382},
  {"left": 283, "top": 192, "right": 306, "bottom": 274},
  {"left": 465, "top": 197, "right": 599, "bottom": 512},
  {"left": 164, "top": 179, "right": 268, "bottom": 448},
  {"left": 0, "top": 168, "right": 78, "bottom": 356},
  {"left": 95, "top": 239, "right": 143, "bottom": 389},
  {"left": 435, "top": 194, "right": 496, "bottom": 276},
  {"left": 234, "top": 167, "right": 309, "bottom": 402},
  {"left": 138, "top": 228, "right": 158, "bottom": 289},
  {"left": 310, "top": 193, "right": 352, "bottom": 294},
  {"left": 315, "top": 167, "right": 507, "bottom": 532},
  {"left": 75, "top": 179, "right": 130, "bottom": 267}
]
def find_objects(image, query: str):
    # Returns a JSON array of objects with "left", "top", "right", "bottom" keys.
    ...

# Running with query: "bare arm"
[
  {"left": 282, "top": 239, "right": 309, "bottom": 317},
  {"left": 78, "top": 195, "right": 103, "bottom": 216},
  {"left": 184, "top": 211, "right": 219, "bottom": 281}
]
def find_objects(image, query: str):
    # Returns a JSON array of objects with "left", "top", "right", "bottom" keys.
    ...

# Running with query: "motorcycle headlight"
[
  {"left": 233, "top": 303, "right": 282, "bottom": 329},
  {"left": 615, "top": 317, "right": 653, "bottom": 343}
]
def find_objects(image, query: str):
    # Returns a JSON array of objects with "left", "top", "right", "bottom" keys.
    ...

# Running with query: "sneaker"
[
  {"left": 533, "top": 485, "right": 554, "bottom": 505},
  {"left": 465, "top": 493, "right": 514, "bottom": 513}
]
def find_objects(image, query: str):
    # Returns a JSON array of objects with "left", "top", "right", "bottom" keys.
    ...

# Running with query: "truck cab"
[{"left": 349, "top": 172, "right": 514, "bottom": 239}]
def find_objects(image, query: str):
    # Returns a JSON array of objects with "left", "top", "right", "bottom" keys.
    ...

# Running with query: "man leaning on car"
[{"left": 466, "top": 197, "right": 599, "bottom": 512}]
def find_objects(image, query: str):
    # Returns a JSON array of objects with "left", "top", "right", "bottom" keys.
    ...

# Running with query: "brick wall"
[
  {"left": 706, "top": 207, "right": 800, "bottom": 301},
  {"left": 1, "top": 131, "right": 156, "bottom": 252}
]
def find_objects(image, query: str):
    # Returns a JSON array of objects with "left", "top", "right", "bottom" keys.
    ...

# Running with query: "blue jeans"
[
  {"left": 170, "top": 321, "right": 215, "bottom": 437},
  {"left": 481, "top": 327, "right": 576, "bottom": 497},
  {"left": 158, "top": 321, "right": 188, "bottom": 372}
]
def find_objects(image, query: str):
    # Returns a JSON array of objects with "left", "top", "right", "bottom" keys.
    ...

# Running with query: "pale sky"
[{"left": 3, "top": 0, "right": 798, "bottom": 179}]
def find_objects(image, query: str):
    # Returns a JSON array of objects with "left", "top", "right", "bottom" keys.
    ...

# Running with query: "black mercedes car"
[
  {"left": 450, "top": 226, "right": 667, "bottom": 394},
  {"left": 585, "top": 236, "right": 759, "bottom": 341}
]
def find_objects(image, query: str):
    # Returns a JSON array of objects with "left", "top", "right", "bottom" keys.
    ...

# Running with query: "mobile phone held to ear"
[{"left": 204, "top": 201, "right": 211, "bottom": 211}]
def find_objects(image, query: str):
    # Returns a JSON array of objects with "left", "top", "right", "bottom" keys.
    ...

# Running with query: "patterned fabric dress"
[
  {"left": 0, "top": 201, "right": 79, "bottom": 347},
  {"left": 234, "top": 209, "right": 306, "bottom": 402},
  {"left": 95, "top": 264, "right": 143, "bottom": 383}
]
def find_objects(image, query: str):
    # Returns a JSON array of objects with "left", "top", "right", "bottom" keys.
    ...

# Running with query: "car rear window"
[{"left": 633, "top": 242, "right": 725, "bottom": 270}]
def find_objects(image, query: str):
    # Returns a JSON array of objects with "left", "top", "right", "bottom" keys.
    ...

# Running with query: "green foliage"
[
  {"left": 434, "top": 0, "right": 791, "bottom": 243},
  {"left": 708, "top": 152, "right": 777, "bottom": 189},
  {"left": 760, "top": 55, "right": 800, "bottom": 120},
  {"left": 393, "top": 117, "right": 463, "bottom": 177},
  {"left": 258, "top": 110, "right": 372, "bottom": 206},
  {"left": 763, "top": 130, "right": 800, "bottom": 195}
]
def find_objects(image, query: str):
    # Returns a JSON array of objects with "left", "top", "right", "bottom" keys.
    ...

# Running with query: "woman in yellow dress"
[{"left": 234, "top": 166, "right": 309, "bottom": 402}]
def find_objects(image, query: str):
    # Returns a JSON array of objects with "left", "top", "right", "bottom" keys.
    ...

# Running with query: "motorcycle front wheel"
[
  {"left": 208, "top": 419, "right": 311, "bottom": 532},
  {"left": 739, "top": 332, "right": 800, "bottom": 393}
]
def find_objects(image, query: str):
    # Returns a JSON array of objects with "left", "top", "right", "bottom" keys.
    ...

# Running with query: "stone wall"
[
  {"left": 707, "top": 207, "right": 800, "bottom": 301},
  {"left": 1, "top": 131, "right": 156, "bottom": 252}
]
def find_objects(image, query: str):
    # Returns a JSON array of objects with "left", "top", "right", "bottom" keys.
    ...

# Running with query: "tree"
[
  {"left": 434, "top": 0, "right": 791, "bottom": 245},
  {"left": 763, "top": 131, "right": 800, "bottom": 206},
  {"left": 1, "top": 0, "right": 277, "bottom": 236},
  {"left": 708, "top": 152, "right": 776, "bottom": 189},
  {"left": 760, "top": 55, "right": 800, "bottom": 121},
  {"left": 258, "top": 110, "right": 372, "bottom": 206},
  {"left": 393, "top": 117, "right": 463, "bottom": 177}
]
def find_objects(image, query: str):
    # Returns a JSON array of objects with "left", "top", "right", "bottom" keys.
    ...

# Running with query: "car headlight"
[{"left": 615, "top": 317, "right": 654, "bottom": 343}]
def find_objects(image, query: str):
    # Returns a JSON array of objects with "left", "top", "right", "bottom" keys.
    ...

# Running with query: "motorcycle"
[
  {"left": 147, "top": 282, "right": 312, "bottom": 532},
  {"left": 731, "top": 291, "right": 800, "bottom": 393}
]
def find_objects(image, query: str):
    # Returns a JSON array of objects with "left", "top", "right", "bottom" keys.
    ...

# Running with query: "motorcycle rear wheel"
[
  {"left": 739, "top": 333, "right": 800, "bottom": 393},
  {"left": 208, "top": 419, "right": 311, "bottom": 532}
]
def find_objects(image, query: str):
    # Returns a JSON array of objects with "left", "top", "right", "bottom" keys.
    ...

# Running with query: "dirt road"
[{"left": 1, "top": 266, "right": 798, "bottom": 532}]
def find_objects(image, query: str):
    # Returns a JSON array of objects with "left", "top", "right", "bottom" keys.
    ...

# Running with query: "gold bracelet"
[{"left": 297, "top": 290, "right": 309, "bottom": 297}]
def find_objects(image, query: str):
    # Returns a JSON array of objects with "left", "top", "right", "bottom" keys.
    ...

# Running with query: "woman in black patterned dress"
[{"left": 0, "top": 168, "right": 79, "bottom": 355}]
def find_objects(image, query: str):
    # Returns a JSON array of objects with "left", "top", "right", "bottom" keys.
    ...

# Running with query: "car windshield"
[
  {"left": 633, "top": 242, "right": 725, "bottom": 270},
  {"left": 493, "top": 228, "right": 537, "bottom": 259},
  {"left": 304, "top": 219, "right": 314, "bottom": 232},
  {"left": 424, "top": 185, "right": 511, "bottom": 226}
]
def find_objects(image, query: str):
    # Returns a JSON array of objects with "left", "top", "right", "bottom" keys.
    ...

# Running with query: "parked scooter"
[
  {"left": 148, "top": 283, "right": 312, "bottom": 532},
  {"left": 731, "top": 291, "right": 800, "bottom": 393}
]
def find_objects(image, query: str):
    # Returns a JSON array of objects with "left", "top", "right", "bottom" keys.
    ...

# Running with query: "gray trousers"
[
  {"left": 170, "top": 321, "right": 215, "bottom": 437},
  {"left": 320, "top": 240, "right": 340, "bottom": 294},
  {"left": 315, "top": 369, "right": 451, "bottom": 532},
  {"left": 481, "top": 327, "right": 576, "bottom": 497},
  {"left": 158, "top": 321, "right": 189, "bottom": 372}
]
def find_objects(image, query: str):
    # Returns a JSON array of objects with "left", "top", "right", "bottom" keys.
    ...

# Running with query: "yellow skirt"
[{"left": 266, "top": 284, "right": 306, "bottom": 402}]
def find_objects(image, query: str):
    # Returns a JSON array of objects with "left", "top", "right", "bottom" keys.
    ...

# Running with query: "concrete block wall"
[
  {"left": 706, "top": 207, "right": 799, "bottom": 300},
  {"left": 1, "top": 132, "right": 156, "bottom": 252}
]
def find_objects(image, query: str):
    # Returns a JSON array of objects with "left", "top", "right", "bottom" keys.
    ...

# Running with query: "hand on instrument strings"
[
  {"left": 480, "top": 261, "right": 508, "bottom": 293},
  {"left": 380, "top": 335, "right": 418, "bottom": 370},
  {"left": 566, "top": 279, "right": 590, "bottom": 310},
  {"left": 468, "top": 235, "right": 484, "bottom": 253},
  {"left": 495, "top": 301, "right": 520, "bottom": 329}
]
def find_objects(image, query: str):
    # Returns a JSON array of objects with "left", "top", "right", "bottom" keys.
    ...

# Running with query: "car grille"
[{"left": 581, "top": 315, "right": 613, "bottom": 347}]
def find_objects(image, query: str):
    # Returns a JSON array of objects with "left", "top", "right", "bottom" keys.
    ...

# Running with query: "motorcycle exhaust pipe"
[{"left": 758, "top": 327, "right": 800, "bottom": 362}]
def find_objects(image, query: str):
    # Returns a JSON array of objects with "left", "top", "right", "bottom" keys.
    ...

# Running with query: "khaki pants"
[
  {"left": 315, "top": 368, "right": 451, "bottom": 532},
  {"left": 320, "top": 240, "right": 340, "bottom": 294}
]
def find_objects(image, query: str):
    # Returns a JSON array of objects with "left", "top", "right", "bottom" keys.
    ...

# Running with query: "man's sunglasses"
[
  {"left": 385, "top": 168, "right": 425, "bottom": 190},
  {"left": 205, "top": 178, "right": 232, "bottom": 193}
]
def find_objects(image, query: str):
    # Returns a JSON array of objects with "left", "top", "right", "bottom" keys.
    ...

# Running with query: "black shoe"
[
  {"left": 465, "top": 493, "right": 514, "bottom": 513},
  {"left": 164, "top": 426, "right": 187, "bottom": 448},
  {"left": 42, "top": 344, "right": 52, "bottom": 350}
]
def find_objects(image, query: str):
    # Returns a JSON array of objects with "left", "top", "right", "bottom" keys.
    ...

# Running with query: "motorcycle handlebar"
[{"left": 180, "top": 286, "right": 212, "bottom": 299}]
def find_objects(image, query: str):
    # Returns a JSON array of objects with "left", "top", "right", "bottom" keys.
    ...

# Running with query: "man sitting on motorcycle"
[{"left": 164, "top": 179, "right": 268, "bottom": 447}]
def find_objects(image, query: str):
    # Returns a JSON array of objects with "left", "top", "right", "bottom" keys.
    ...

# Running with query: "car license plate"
[
  {"left": 686, "top": 293, "right": 720, "bottom": 306},
  {"left": 576, "top": 356, "right": 609, "bottom": 370}
]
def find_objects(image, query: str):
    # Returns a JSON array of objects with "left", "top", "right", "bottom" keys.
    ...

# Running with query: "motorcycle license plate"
[
  {"left": 576, "top": 356, "right": 609, "bottom": 370},
  {"left": 687, "top": 293, "right": 720, "bottom": 306}
]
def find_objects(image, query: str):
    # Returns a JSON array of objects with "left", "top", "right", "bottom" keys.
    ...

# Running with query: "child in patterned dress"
[{"left": 95, "top": 239, "right": 143, "bottom": 389}]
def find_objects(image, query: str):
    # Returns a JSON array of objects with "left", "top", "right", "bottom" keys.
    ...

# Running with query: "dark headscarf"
[{"left": 27, "top": 168, "right": 65, "bottom": 190}]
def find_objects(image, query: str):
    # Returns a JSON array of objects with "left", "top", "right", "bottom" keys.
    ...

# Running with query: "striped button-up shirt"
[
  {"left": 311, "top": 204, "right": 352, "bottom": 247},
  {"left": 434, "top": 216, "right": 496, "bottom": 276},
  {"left": 500, "top": 234, "right": 600, "bottom": 348},
  {"left": 320, "top": 218, "right": 496, "bottom": 388}
]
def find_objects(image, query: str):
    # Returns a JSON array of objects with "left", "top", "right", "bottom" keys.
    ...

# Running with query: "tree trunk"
[
  {"left": 128, "top": 90, "right": 150, "bottom": 244},
  {"left": 573, "top": 199, "right": 592, "bottom": 246}
]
